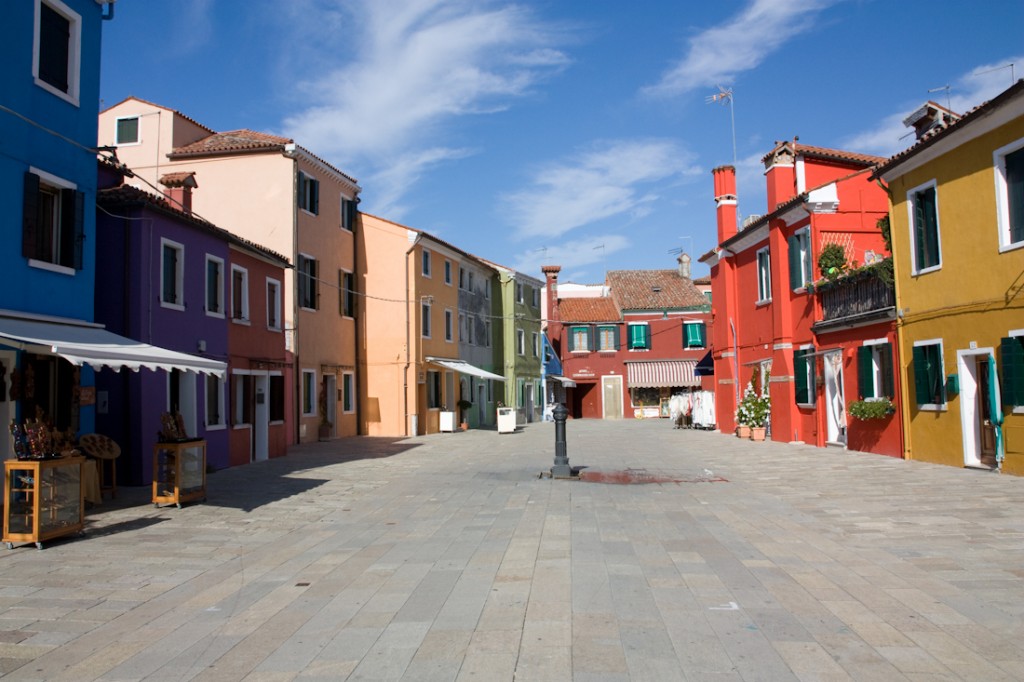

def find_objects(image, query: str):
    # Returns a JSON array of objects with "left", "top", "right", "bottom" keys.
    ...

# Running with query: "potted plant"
[
  {"left": 736, "top": 378, "right": 771, "bottom": 441},
  {"left": 848, "top": 397, "right": 895, "bottom": 420},
  {"left": 457, "top": 399, "right": 473, "bottom": 431}
]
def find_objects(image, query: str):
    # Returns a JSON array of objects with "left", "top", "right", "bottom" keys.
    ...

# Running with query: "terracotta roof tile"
[
  {"left": 170, "top": 129, "right": 293, "bottom": 157},
  {"left": 761, "top": 141, "right": 885, "bottom": 167},
  {"left": 558, "top": 297, "right": 620, "bottom": 323},
  {"left": 606, "top": 270, "right": 708, "bottom": 310},
  {"left": 159, "top": 171, "right": 197, "bottom": 188}
]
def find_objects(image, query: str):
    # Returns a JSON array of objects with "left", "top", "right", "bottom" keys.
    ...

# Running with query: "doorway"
[
  {"left": 169, "top": 369, "right": 197, "bottom": 437},
  {"left": 322, "top": 374, "right": 337, "bottom": 438},
  {"left": 0, "top": 351, "right": 14, "bottom": 459},
  {"left": 823, "top": 351, "right": 846, "bottom": 446},
  {"left": 477, "top": 382, "right": 485, "bottom": 425},
  {"left": 525, "top": 382, "right": 534, "bottom": 423},
  {"left": 253, "top": 374, "right": 269, "bottom": 461},
  {"left": 958, "top": 349, "right": 997, "bottom": 469},
  {"left": 601, "top": 375, "right": 623, "bottom": 419}
]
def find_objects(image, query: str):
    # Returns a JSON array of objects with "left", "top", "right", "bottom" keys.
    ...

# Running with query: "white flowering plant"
[{"left": 735, "top": 379, "right": 771, "bottom": 427}]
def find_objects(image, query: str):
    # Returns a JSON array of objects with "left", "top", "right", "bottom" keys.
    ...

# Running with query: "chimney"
[
  {"left": 712, "top": 165, "right": 738, "bottom": 243},
  {"left": 541, "top": 265, "right": 562, "bottom": 347},
  {"left": 677, "top": 252, "right": 691, "bottom": 279},
  {"left": 764, "top": 141, "right": 796, "bottom": 210},
  {"left": 159, "top": 172, "right": 198, "bottom": 214}
]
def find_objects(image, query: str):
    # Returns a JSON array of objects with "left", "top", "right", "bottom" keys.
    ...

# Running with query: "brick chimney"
[
  {"left": 763, "top": 142, "right": 796, "bottom": 210},
  {"left": 159, "top": 171, "right": 198, "bottom": 214},
  {"left": 677, "top": 252, "right": 691, "bottom": 279},
  {"left": 541, "top": 265, "right": 562, "bottom": 350},
  {"left": 712, "top": 165, "right": 737, "bottom": 243}
]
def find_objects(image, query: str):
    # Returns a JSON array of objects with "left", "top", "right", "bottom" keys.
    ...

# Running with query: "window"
[
  {"left": 459, "top": 267, "right": 465, "bottom": 289},
  {"left": 422, "top": 301, "right": 431, "bottom": 338},
  {"left": 297, "top": 254, "right": 318, "bottom": 310},
  {"left": 516, "top": 282, "right": 524, "bottom": 303},
  {"left": 485, "top": 279, "right": 491, "bottom": 299},
  {"left": 533, "top": 288, "right": 540, "bottom": 308},
  {"left": 517, "top": 378, "right": 526, "bottom": 408},
  {"left": 569, "top": 326, "right": 591, "bottom": 352},
  {"left": 788, "top": 228, "right": 812, "bottom": 290},
  {"left": 597, "top": 325, "right": 619, "bottom": 351},
  {"left": 908, "top": 183, "right": 941, "bottom": 273},
  {"left": 793, "top": 347, "right": 816, "bottom": 406},
  {"left": 467, "top": 315, "right": 475, "bottom": 345},
  {"left": 628, "top": 323, "right": 650, "bottom": 350},
  {"left": 340, "top": 270, "right": 355, "bottom": 317},
  {"left": 756, "top": 247, "right": 772, "bottom": 302},
  {"left": 205, "top": 256, "right": 224, "bottom": 316},
  {"left": 426, "top": 370, "right": 441, "bottom": 409},
  {"left": 422, "top": 249, "right": 431, "bottom": 277},
  {"left": 269, "top": 374, "right": 285, "bottom": 422},
  {"left": 444, "top": 260, "right": 452, "bottom": 285},
  {"left": 445, "top": 309, "right": 454, "bottom": 342},
  {"left": 298, "top": 172, "right": 319, "bottom": 214},
  {"left": 995, "top": 140, "right": 1024, "bottom": 249},
  {"left": 160, "top": 239, "right": 184, "bottom": 309},
  {"left": 458, "top": 312, "right": 465, "bottom": 342},
  {"left": 532, "top": 332, "right": 539, "bottom": 357},
  {"left": 341, "top": 196, "right": 356, "bottom": 231},
  {"left": 266, "top": 278, "right": 281, "bottom": 330},
  {"left": 517, "top": 329, "right": 526, "bottom": 355},
  {"left": 233, "top": 374, "right": 253, "bottom": 426},
  {"left": 468, "top": 272, "right": 475, "bottom": 290},
  {"left": 22, "top": 170, "right": 83, "bottom": 271},
  {"left": 684, "top": 322, "right": 707, "bottom": 349},
  {"left": 342, "top": 372, "right": 355, "bottom": 413},
  {"left": 301, "top": 370, "right": 316, "bottom": 416},
  {"left": 912, "top": 340, "right": 946, "bottom": 407},
  {"left": 1002, "top": 334, "right": 1024, "bottom": 409},
  {"left": 205, "top": 375, "right": 225, "bottom": 428},
  {"left": 34, "top": 0, "right": 81, "bottom": 105},
  {"left": 858, "top": 342, "right": 894, "bottom": 400},
  {"left": 115, "top": 116, "right": 139, "bottom": 145},
  {"left": 231, "top": 265, "right": 249, "bottom": 322},
  {"left": 485, "top": 320, "right": 492, "bottom": 347}
]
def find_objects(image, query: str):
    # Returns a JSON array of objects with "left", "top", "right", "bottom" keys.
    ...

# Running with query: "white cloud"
[
  {"left": 843, "top": 55, "right": 1024, "bottom": 156},
  {"left": 501, "top": 139, "right": 698, "bottom": 238},
  {"left": 644, "top": 0, "right": 834, "bottom": 98},
  {"left": 364, "top": 146, "right": 474, "bottom": 219},
  {"left": 169, "top": 0, "right": 214, "bottom": 55},
  {"left": 510, "top": 235, "right": 631, "bottom": 279},
  {"left": 281, "top": 0, "right": 569, "bottom": 163}
]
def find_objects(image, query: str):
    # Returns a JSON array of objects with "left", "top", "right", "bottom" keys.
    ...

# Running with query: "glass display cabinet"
[
  {"left": 152, "top": 440, "right": 206, "bottom": 508},
  {"left": 3, "top": 457, "right": 85, "bottom": 549}
]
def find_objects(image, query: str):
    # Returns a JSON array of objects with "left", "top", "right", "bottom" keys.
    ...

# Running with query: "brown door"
[{"left": 977, "top": 357, "right": 996, "bottom": 468}]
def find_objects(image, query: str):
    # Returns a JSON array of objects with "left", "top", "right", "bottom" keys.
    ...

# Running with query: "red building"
[
  {"left": 700, "top": 141, "right": 903, "bottom": 457},
  {"left": 543, "top": 259, "right": 713, "bottom": 420}
]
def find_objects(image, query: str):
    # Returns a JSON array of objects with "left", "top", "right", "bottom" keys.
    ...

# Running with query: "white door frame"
[
  {"left": 253, "top": 373, "right": 269, "bottom": 461},
  {"left": 823, "top": 350, "right": 846, "bottom": 445},
  {"left": 601, "top": 375, "right": 623, "bottom": 420},
  {"left": 957, "top": 348, "right": 993, "bottom": 468}
]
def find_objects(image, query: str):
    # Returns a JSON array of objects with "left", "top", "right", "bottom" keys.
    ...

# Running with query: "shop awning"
[
  {"left": 694, "top": 351, "right": 714, "bottom": 376},
  {"left": 426, "top": 357, "right": 505, "bottom": 381},
  {"left": 626, "top": 360, "right": 698, "bottom": 388},
  {"left": 547, "top": 374, "right": 577, "bottom": 387},
  {"left": 0, "top": 315, "right": 226, "bottom": 378}
]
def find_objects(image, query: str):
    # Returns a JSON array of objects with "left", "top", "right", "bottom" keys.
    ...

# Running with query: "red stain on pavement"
[{"left": 577, "top": 469, "right": 728, "bottom": 485}]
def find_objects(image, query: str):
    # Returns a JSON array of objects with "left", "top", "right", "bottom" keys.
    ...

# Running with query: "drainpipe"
[
  {"left": 99, "top": 0, "right": 115, "bottom": 20},
  {"left": 730, "top": 318, "right": 739, "bottom": 408},
  {"left": 404, "top": 235, "right": 423, "bottom": 436}
]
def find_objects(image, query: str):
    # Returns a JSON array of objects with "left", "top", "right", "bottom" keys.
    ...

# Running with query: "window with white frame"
[
  {"left": 205, "top": 256, "right": 224, "bottom": 316},
  {"left": 340, "top": 196, "right": 356, "bottom": 231},
  {"left": 683, "top": 322, "right": 707, "bottom": 349},
  {"left": 458, "top": 312, "right": 465, "bottom": 342},
  {"left": 858, "top": 341, "right": 894, "bottom": 400},
  {"left": 115, "top": 116, "right": 139, "bottom": 145},
  {"left": 756, "top": 247, "right": 772, "bottom": 302},
  {"left": 269, "top": 374, "right": 285, "bottom": 422},
  {"left": 516, "top": 282, "right": 524, "bottom": 303},
  {"left": 266, "top": 278, "right": 281, "bottom": 330},
  {"left": 444, "top": 260, "right": 452, "bottom": 285},
  {"left": 342, "top": 372, "right": 354, "bottom": 413},
  {"left": 628, "top": 323, "right": 650, "bottom": 350},
  {"left": 793, "top": 346, "right": 816, "bottom": 406},
  {"left": 532, "top": 287, "right": 540, "bottom": 307},
  {"left": 597, "top": 325, "right": 618, "bottom": 351},
  {"left": 995, "top": 139, "right": 1024, "bottom": 250},
  {"left": 297, "top": 254, "right": 318, "bottom": 310},
  {"left": 569, "top": 325, "right": 591, "bottom": 352},
  {"left": 908, "top": 182, "right": 941, "bottom": 273},
  {"left": 422, "top": 249, "right": 431, "bottom": 277},
  {"left": 422, "top": 301, "right": 432, "bottom": 338},
  {"left": 426, "top": 370, "right": 441, "bottom": 409},
  {"left": 34, "top": 0, "right": 82, "bottom": 105},
  {"left": 301, "top": 369, "right": 316, "bottom": 416},
  {"left": 912, "top": 339, "right": 945, "bottom": 408},
  {"left": 22, "top": 169, "right": 83, "bottom": 271},
  {"left": 788, "top": 228, "right": 812, "bottom": 290},
  {"left": 445, "top": 309, "right": 453, "bottom": 342},
  {"left": 298, "top": 172, "right": 319, "bottom": 214},
  {"left": 160, "top": 238, "right": 184, "bottom": 309},
  {"left": 517, "top": 329, "right": 526, "bottom": 355},
  {"left": 205, "top": 374, "right": 226, "bottom": 428},
  {"left": 231, "top": 265, "right": 249, "bottom": 322},
  {"left": 234, "top": 374, "right": 253, "bottom": 426},
  {"left": 1002, "top": 331, "right": 1024, "bottom": 409},
  {"left": 532, "top": 332, "right": 539, "bottom": 357},
  {"left": 485, "top": 320, "right": 492, "bottom": 346}
]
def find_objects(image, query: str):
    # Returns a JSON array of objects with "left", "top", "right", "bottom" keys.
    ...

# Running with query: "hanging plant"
[{"left": 818, "top": 243, "right": 847, "bottom": 280}]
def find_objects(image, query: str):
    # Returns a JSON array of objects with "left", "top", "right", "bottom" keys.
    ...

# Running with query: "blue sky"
[{"left": 100, "top": 0, "right": 1024, "bottom": 283}]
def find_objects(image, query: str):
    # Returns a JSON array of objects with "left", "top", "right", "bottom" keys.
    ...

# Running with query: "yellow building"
[{"left": 873, "top": 81, "right": 1024, "bottom": 474}]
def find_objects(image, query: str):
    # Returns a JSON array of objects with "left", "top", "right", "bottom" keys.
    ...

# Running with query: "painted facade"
[
  {"left": 700, "top": 142, "right": 900, "bottom": 457},
  {"left": 873, "top": 81, "right": 1024, "bottom": 474},
  {"left": 98, "top": 97, "right": 360, "bottom": 443},
  {"left": 458, "top": 259, "right": 501, "bottom": 428},
  {"left": 490, "top": 267, "right": 543, "bottom": 424},
  {"left": 544, "top": 261, "right": 711, "bottom": 420}
]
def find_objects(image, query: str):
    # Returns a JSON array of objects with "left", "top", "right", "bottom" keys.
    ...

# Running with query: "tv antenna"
[
  {"left": 974, "top": 62, "right": 1016, "bottom": 86},
  {"left": 705, "top": 85, "right": 737, "bottom": 168},
  {"left": 667, "top": 236, "right": 693, "bottom": 257},
  {"left": 928, "top": 84, "right": 952, "bottom": 111}
]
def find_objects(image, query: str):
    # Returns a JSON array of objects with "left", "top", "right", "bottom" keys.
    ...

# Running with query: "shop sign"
[
  {"left": 572, "top": 369, "right": 595, "bottom": 379},
  {"left": 79, "top": 386, "right": 96, "bottom": 406}
]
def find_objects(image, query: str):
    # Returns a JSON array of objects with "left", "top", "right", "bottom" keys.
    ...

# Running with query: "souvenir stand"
[{"left": 152, "top": 413, "right": 206, "bottom": 509}]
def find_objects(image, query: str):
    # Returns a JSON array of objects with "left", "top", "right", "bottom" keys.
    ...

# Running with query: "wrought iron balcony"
[{"left": 814, "top": 271, "right": 895, "bottom": 329}]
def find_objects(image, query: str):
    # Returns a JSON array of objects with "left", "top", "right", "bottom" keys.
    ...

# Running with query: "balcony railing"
[{"left": 817, "top": 274, "right": 895, "bottom": 323}]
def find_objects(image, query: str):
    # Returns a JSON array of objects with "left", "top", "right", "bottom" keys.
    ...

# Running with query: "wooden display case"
[
  {"left": 3, "top": 457, "right": 85, "bottom": 550},
  {"left": 152, "top": 440, "right": 206, "bottom": 508}
]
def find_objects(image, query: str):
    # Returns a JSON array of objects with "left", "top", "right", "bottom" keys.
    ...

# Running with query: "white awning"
[
  {"left": 426, "top": 357, "right": 505, "bottom": 381},
  {"left": 626, "top": 360, "right": 698, "bottom": 388},
  {"left": 547, "top": 375, "right": 577, "bottom": 387},
  {"left": 0, "top": 315, "right": 227, "bottom": 378}
]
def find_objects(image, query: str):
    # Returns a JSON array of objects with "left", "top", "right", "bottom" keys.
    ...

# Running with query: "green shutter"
[
  {"left": 788, "top": 234, "right": 801, "bottom": 290},
  {"left": 1002, "top": 337, "right": 1024, "bottom": 406},
  {"left": 696, "top": 323, "right": 706, "bottom": 348},
  {"left": 914, "top": 187, "right": 939, "bottom": 269},
  {"left": 613, "top": 326, "right": 620, "bottom": 350},
  {"left": 912, "top": 345, "right": 929, "bottom": 405},
  {"left": 1007, "top": 149, "right": 1024, "bottom": 243},
  {"left": 880, "top": 343, "right": 894, "bottom": 399},
  {"left": 913, "top": 344, "right": 943, "bottom": 405},
  {"left": 794, "top": 350, "right": 808, "bottom": 404},
  {"left": 857, "top": 346, "right": 875, "bottom": 399},
  {"left": 567, "top": 327, "right": 577, "bottom": 352}
]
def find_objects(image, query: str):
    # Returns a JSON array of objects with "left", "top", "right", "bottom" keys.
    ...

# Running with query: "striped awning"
[{"left": 626, "top": 360, "right": 698, "bottom": 388}]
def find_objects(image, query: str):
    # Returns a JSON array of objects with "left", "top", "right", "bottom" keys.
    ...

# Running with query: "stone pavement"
[{"left": 0, "top": 419, "right": 1023, "bottom": 681}]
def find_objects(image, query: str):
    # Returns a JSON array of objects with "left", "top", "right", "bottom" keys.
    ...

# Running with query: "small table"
[{"left": 78, "top": 433, "right": 121, "bottom": 500}]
